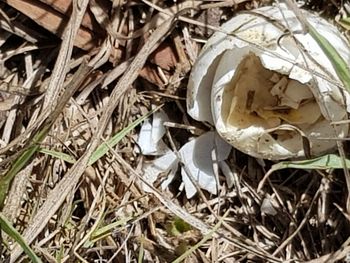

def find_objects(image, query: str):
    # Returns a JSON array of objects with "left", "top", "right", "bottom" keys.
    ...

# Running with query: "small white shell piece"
[
  {"left": 141, "top": 129, "right": 231, "bottom": 198},
  {"left": 187, "top": 3, "right": 350, "bottom": 160},
  {"left": 179, "top": 131, "right": 231, "bottom": 198},
  {"left": 137, "top": 110, "right": 170, "bottom": 155}
]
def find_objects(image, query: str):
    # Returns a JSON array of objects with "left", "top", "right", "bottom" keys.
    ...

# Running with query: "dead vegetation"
[{"left": 0, "top": 0, "right": 350, "bottom": 262}]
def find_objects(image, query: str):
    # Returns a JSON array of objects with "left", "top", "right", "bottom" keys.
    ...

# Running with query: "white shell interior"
[{"left": 187, "top": 3, "right": 350, "bottom": 160}]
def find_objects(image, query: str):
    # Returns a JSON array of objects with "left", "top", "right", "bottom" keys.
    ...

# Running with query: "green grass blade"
[
  {"left": 284, "top": 0, "right": 350, "bottom": 90},
  {"left": 338, "top": 17, "right": 350, "bottom": 30},
  {"left": 258, "top": 154, "right": 350, "bottom": 191},
  {"left": 171, "top": 210, "right": 229, "bottom": 263},
  {"left": 88, "top": 106, "right": 161, "bottom": 166},
  {"left": 39, "top": 106, "right": 161, "bottom": 165},
  {"left": 0, "top": 128, "right": 47, "bottom": 208},
  {"left": 0, "top": 213, "right": 42, "bottom": 263},
  {"left": 55, "top": 245, "right": 64, "bottom": 263},
  {"left": 0, "top": 63, "right": 90, "bottom": 209},
  {"left": 0, "top": 106, "right": 161, "bottom": 208},
  {"left": 269, "top": 154, "right": 350, "bottom": 173},
  {"left": 308, "top": 25, "right": 350, "bottom": 91},
  {"left": 138, "top": 236, "right": 145, "bottom": 263},
  {"left": 91, "top": 216, "right": 131, "bottom": 238},
  {"left": 38, "top": 148, "right": 76, "bottom": 164}
]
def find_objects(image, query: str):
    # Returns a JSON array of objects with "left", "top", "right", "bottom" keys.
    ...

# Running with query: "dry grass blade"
[
  {"left": 172, "top": 210, "right": 229, "bottom": 263},
  {"left": 111, "top": 148, "right": 281, "bottom": 262},
  {"left": 0, "top": 9, "right": 41, "bottom": 43},
  {"left": 0, "top": 61, "right": 91, "bottom": 208},
  {"left": 2, "top": 163, "right": 32, "bottom": 223},
  {"left": 9, "top": 16, "right": 175, "bottom": 262},
  {"left": 0, "top": 0, "right": 89, "bottom": 156},
  {"left": 43, "top": 0, "right": 90, "bottom": 109}
]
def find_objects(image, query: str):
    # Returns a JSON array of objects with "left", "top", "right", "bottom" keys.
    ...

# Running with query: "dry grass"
[{"left": 0, "top": 0, "right": 350, "bottom": 262}]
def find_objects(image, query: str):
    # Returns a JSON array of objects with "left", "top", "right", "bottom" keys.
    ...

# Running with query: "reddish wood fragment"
[
  {"left": 149, "top": 43, "right": 178, "bottom": 71},
  {"left": 140, "top": 65, "right": 170, "bottom": 88},
  {"left": 36, "top": 0, "right": 99, "bottom": 32},
  {"left": 5, "top": 0, "right": 104, "bottom": 50}
]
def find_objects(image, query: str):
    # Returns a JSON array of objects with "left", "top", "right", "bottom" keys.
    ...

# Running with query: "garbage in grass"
[{"left": 187, "top": 3, "right": 350, "bottom": 160}]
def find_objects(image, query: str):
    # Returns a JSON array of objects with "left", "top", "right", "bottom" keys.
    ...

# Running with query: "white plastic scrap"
[{"left": 187, "top": 3, "right": 350, "bottom": 160}]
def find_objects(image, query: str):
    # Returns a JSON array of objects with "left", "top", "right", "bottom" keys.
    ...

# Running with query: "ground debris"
[{"left": 0, "top": 1, "right": 349, "bottom": 262}]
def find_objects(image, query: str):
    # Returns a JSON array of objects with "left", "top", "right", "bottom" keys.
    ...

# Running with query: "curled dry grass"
[{"left": 0, "top": 0, "right": 350, "bottom": 262}]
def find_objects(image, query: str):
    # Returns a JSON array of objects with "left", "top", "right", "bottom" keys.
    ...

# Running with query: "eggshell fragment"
[
  {"left": 141, "top": 131, "right": 232, "bottom": 198},
  {"left": 142, "top": 151, "right": 178, "bottom": 193},
  {"left": 179, "top": 131, "right": 231, "bottom": 198},
  {"left": 187, "top": 3, "right": 350, "bottom": 160},
  {"left": 137, "top": 111, "right": 170, "bottom": 155}
]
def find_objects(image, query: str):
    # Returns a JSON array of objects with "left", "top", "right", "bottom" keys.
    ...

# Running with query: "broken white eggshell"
[
  {"left": 187, "top": 3, "right": 350, "bottom": 160},
  {"left": 137, "top": 110, "right": 170, "bottom": 155},
  {"left": 141, "top": 131, "right": 231, "bottom": 198},
  {"left": 179, "top": 131, "right": 231, "bottom": 198},
  {"left": 142, "top": 151, "right": 178, "bottom": 192}
]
